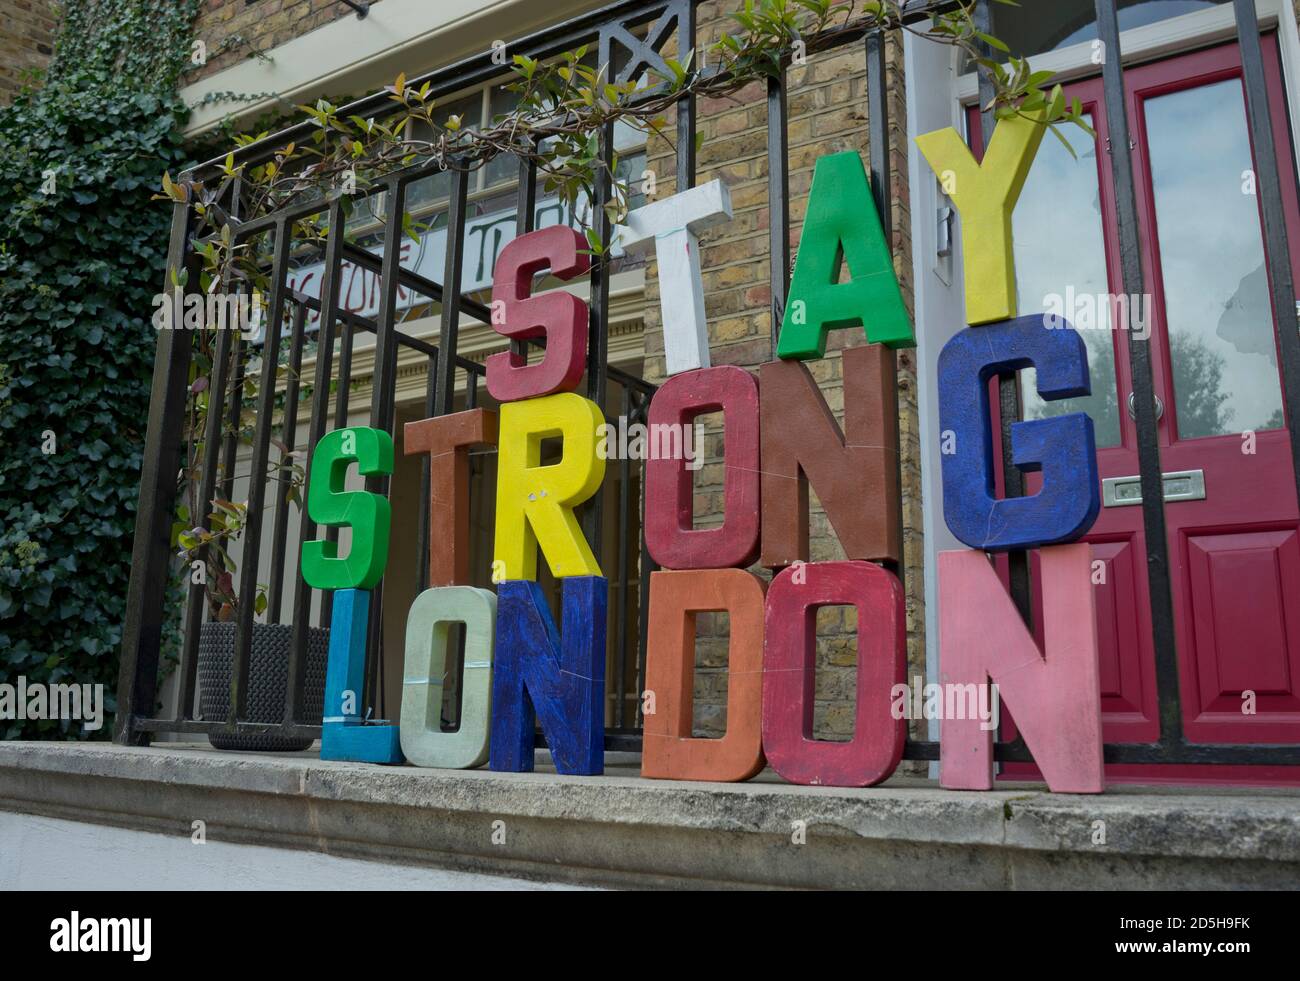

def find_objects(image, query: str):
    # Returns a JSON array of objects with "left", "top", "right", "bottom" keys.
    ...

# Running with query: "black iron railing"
[{"left": 115, "top": 0, "right": 1300, "bottom": 770}]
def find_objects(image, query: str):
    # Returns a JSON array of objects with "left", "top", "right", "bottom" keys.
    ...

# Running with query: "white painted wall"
[
  {"left": 181, "top": 0, "right": 617, "bottom": 136},
  {"left": 904, "top": 31, "right": 967, "bottom": 750},
  {"left": 0, "top": 812, "right": 586, "bottom": 890}
]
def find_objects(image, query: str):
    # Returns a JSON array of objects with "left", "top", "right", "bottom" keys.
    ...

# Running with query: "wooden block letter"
[
  {"left": 937, "top": 315, "right": 1100, "bottom": 551},
  {"left": 776, "top": 151, "right": 913, "bottom": 360},
  {"left": 645, "top": 365, "right": 759, "bottom": 570},
  {"left": 939, "top": 544, "right": 1103, "bottom": 793},
  {"left": 403, "top": 409, "right": 498, "bottom": 587},
  {"left": 915, "top": 112, "right": 1047, "bottom": 325},
  {"left": 641, "top": 568, "right": 766, "bottom": 782},
  {"left": 320, "top": 588, "right": 404, "bottom": 764},
  {"left": 762, "top": 561, "right": 905, "bottom": 787},
  {"left": 494, "top": 392, "right": 605, "bottom": 580},
  {"left": 760, "top": 345, "right": 900, "bottom": 567},
  {"left": 490, "top": 576, "right": 607, "bottom": 775},
  {"left": 486, "top": 225, "right": 590, "bottom": 402},
  {"left": 618, "top": 179, "right": 732, "bottom": 375},
  {"left": 400, "top": 585, "right": 496, "bottom": 769},
  {"left": 300, "top": 426, "right": 393, "bottom": 591}
]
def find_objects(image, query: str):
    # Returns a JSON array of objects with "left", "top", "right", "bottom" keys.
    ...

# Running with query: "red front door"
[{"left": 968, "top": 35, "right": 1300, "bottom": 784}]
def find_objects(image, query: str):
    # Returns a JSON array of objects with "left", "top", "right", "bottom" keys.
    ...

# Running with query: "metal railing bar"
[
  {"left": 174, "top": 301, "right": 235, "bottom": 725},
  {"left": 113, "top": 201, "right": 200, "bottom": 744},
  {"left": 513, "top": 149, "right": 538, "bottom": 360},
  {"left": 266, "top": 301, "right": 309, "bottom": 624},
  {"left": 1093, "top": 0, "right": 1183, "bottom": 739},
  {"left": 1232, "top": 0, "right": 1300, "bottom": 516},
  {"left": 904, "top": 736, "right": 1300, "bottom": 766},
  {"left": 134, "top": 717, "right": 322, "bottom": 738},
  {"left": 321, "top": 293, "right": 358, "bottom": 629},
  {"left": 973, "top": 0, "right": 1034, "bottom": 634},
  {"left": 767, "top": 69, "right": 790, "bottom": 350},
  {"left": 676, "top": 0, "right": 697, "bottom": 194},
  {"left": 417, "top": 351, "right": 439, "bottom": 591},
  {"left": 435, "top": 168, "right": 472, "bottom": 418},
  {"left": 288, "top": 201, "right": 344, "bottom": 720},
  {"left": 231, "top": 219, "right": 293, "bottom": 725},
  {"left": 615, "top": 385, "right": 632, "bottom": 728},
  {"left": 584, "top": 121, "right": 615, "bottom": 560},
  {"left": 361, "top": 177, "right": 411, "bottom": 719}
]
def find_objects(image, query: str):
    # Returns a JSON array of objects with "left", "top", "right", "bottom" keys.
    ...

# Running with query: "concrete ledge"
[{"left": 1, "top": 742, "right": 1298, "bottom": 889}]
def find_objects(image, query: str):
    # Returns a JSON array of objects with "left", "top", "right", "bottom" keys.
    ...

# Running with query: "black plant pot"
[{"left": 198, "top": 621, "right": 329, "bottom": 752}]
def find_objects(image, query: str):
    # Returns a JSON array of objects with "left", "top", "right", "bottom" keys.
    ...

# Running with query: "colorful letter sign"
[
  {"left": 320, "top": 588, "right": 404, "bottom": 764},
  {"left": 485, "top": 226, "right": 591, "bottom": 402},
  {"left": 490, "top": 576, "right": 607, "bottom": 775},
  {"left": 644, "top": 365, "right": 760, "bottom": 570},
  {"left": 290, "top": 130, "right": 1108, "bottom": 797},
  {"left": 760, "top": 344, "right": 900, "bottom": 567},
  {"left": 300, "top": 426, "right": 393, "bottom": 591},
  {"left": 937, "top": 315, "right": 1100, "bottom": 551},
  {"left": 762, "top": 561, "right": 906, "bottom": 787},
  {"left": 776, "top": 151, "right": 914, "bottom": 360},
  {"left": 618, "top": 179, "right": 733, "bottom": 375},
  {"left": 641, "top": 568, "right": 766, "bottom": 782},
  {"left": 400, "top": 585, "right": 496, "bottom": 769},
  {"left": 403, "top": 409, "right": 498, "bottom": 587},
  {"left": 493, "top": 392, "right": 605, "bottom": 581},
  {"left": 939, "top": 544, "right": 1103, "bottom": 793},
  {"left": 915, "top": 111, "right": 1047, "bottom": 325}
]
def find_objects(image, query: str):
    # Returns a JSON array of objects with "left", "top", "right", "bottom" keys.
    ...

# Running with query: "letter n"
[
  {"left": 760, "top": 344, "right": 900, "bottom": 566},
  {"left": 938, "top": 543, "right": 1104, "bottom": 792},
  {"left": 490, "top": 576, "right": 607, "bottom": 775}
]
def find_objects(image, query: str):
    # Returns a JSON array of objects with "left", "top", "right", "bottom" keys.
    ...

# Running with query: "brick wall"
[
  {"left": 641, "top": 1, "right": 925, "bottom": 748},
  {"left": 185, "top": 0, "right": 386, "bottom": 83},
  {"left": 0, "top": 0, "right": 60, "bottom": 106}
]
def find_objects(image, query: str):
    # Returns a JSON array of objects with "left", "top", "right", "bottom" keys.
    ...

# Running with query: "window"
[{"left": 966, "top": 0, "right": 1230, "bottom": 64}]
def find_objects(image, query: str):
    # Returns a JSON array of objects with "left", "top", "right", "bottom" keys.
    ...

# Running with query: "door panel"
[{"left": 1184, "top": 527, "right": 1300, "bottom": 731}]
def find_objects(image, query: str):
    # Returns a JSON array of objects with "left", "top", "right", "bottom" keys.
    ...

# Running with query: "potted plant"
[{"left": 171, "top": 263, "right": 329, "bottom": 752}]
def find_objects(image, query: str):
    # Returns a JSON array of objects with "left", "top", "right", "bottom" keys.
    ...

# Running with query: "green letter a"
[{"left": 776, "top": 151, "right": 914, "bottom": 360}]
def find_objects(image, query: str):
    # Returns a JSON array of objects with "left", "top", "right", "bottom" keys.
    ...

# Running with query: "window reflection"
[{"left": 1145, "top": 79, "right": 1285, "bottom": 437}]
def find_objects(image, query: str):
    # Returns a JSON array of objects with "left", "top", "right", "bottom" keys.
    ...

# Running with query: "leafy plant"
[
  {"left": 0, "top": 0, "right": 202, "bottom": 739},
  {"left": 161, "top": 0, "right": 1088, "bottom": 295}
]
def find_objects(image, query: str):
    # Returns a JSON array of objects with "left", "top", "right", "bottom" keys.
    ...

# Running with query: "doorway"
[{"left": 966, "top": 35, "right": 1300, "bottom": 783}]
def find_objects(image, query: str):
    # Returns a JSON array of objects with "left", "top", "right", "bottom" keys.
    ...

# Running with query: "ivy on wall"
[{"left": 0, "top": 0, "right": 202, "bottom": 738}]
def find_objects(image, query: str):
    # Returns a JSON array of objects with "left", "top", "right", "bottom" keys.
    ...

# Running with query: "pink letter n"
[{"left": 938, "top": 543, "right": 1104, "bottom": 793}]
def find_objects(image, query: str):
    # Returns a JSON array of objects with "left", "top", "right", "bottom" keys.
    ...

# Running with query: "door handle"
[{"left": 1127, "top": 391, "right": 1164, "bottom": 421}]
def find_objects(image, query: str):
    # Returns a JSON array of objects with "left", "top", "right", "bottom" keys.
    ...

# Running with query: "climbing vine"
[{"left": 0, "top": 0, "right": 203, "bottom": 738}]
